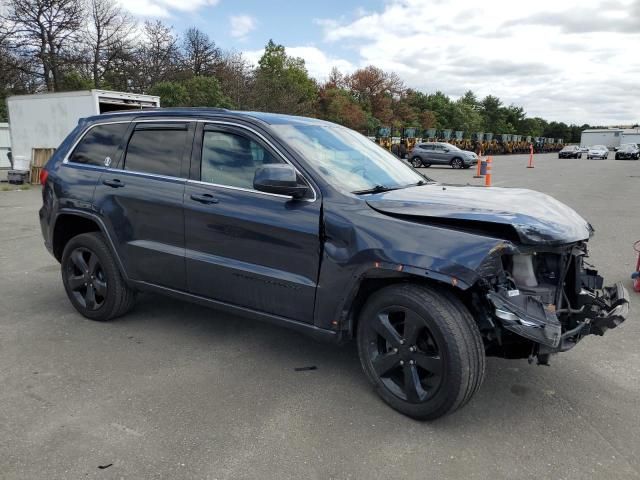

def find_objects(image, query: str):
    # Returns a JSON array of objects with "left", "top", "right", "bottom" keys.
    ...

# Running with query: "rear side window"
[
  {"left": 68, "top": 123, "right": 128, "bottom": 166},
  {"left": 124, "top": 124, "right": 188, "bottom": 177}
]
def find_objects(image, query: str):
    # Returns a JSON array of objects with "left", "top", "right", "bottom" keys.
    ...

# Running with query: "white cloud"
[
  {"left": 230, "top": 15, "right": 257, "bottom": 39},
  {"left": 244, "top": 46, "right": 355, "bottom": 81},
  {"left": 117, "top": 0, "right": 219, "bottom": 18},
  {"left": 314, "top": 0, "right": 640, "bottom": 124}
]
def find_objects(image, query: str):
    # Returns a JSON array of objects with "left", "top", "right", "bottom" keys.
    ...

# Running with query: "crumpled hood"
[{"left": 365, "top": 184, "right": 592, "bottom": 245}]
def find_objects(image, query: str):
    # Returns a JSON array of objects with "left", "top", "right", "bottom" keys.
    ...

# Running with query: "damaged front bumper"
[{"left": 487, "top": 280, "right": 630, "bottom": 351}]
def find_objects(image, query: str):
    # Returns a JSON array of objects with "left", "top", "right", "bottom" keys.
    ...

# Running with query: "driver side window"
[{"left": 201, "top": 130, "right": 283, "bottom": 189}]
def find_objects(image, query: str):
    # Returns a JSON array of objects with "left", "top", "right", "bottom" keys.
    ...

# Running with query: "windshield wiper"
[{"left": 352, "top": 184, "right": 398, "bottom": 195}]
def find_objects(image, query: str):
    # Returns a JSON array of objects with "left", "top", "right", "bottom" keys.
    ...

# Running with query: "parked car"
[
  {"left": 615, "top": 143, "right": 640, "bottom": 160},
  {"left": 409, "top": 142, "right": 478, "bottom": 169},
  {"left": 558, "top": 145, "right": 582, "bottom": 159},
  {"left": 587, "top": 145, "right": 609, "bottom": 159},
  {"left": 578, "top": 146, "right": 589, "bottom": 153},
  {"left": 39, "top": 109, "right": 629, "bottom": 420}
]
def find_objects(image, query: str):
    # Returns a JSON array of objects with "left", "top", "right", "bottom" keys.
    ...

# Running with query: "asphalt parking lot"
[{"left": 1, "top": 153, "right": 639, "bottom": 479}]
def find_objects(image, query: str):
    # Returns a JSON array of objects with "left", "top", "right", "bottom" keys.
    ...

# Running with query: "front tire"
[
  {"left": 61, "top": 232, "right": 136, "bottom": 321},
  {"left": 411, "top": 156, "right": 423, "bottom": 168},
  {"left": 357, "top": 284, "right": 486, "bottom": 420},
  {"left": 450, "top": 157, "right": 464, "bottom": 169}
]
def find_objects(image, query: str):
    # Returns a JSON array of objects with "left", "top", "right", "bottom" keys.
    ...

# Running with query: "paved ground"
[{"left": 1, "top": 153, "right": 639, "bottom": 479}]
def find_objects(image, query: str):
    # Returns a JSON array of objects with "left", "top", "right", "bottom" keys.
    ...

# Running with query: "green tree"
[
  {"left": 252, "top": 40, "right": 317, "bottom": 115},
  {"left": 480, "top": 95, "right": 506, "bottom": 133},
  {"left": 149, "top": 81, "right": 188, "bottom": 107},
  {"left": 183, "top": 76, "right": 232, "bottom": 107}
]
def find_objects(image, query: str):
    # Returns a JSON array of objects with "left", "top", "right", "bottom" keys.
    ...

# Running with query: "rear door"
[
  {"left": 94, "top": 120, "right": 195, "bottom": 290},
  {"left": 183, "top": 122, "right": 321, "bottom": 323}
]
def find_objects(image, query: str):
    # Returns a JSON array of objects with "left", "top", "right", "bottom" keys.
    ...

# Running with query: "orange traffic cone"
[
  {"left": 527, "top": 144, "right": 534, "bottom": 168},
  {"left": 485, "top": 156, "right": 492, "bottom": 186},
  {"left": 474, "top": 150, "right": 483, "bottom": 178}
]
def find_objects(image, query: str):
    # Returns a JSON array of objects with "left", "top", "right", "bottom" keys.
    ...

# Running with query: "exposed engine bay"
[{"left": 475, "top": 242, "right": 629, "bottom": 363}]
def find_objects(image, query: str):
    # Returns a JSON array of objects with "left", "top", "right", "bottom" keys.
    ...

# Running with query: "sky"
[{"left": 117, "top": 0, "right": 640, "bottom": 125}]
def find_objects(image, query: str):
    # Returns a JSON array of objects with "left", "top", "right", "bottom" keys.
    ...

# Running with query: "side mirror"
[
  {"left": 254, "top": 164, "right": 309, "bottom": 199},
  {"left": 443, "top": 148, "right": 449, "bottom": 152}
]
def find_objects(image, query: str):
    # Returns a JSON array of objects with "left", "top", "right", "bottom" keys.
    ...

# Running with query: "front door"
[
  {"left": 183, "top": 123, "right": 321, "bottom": 323},
  {"left": 94, "top": 121, "right": 194, "bottom": 290}
]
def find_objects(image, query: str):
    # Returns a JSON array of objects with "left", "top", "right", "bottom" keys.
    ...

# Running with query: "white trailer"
[
  {"left": 0, "top": 123, "right": 11, "bottom": 174},
  {"left": 7, "top": 90, "right": 160, "bottom": 172},
  {"left": 580, "top": 128, "right": 622, "bottom": 150},
  {"left": 621, "top": 128, "right": 640, "bottom": 146}
]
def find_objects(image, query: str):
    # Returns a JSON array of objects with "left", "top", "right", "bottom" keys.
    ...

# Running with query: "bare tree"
[
  {"left": 214, "top": 50, "right": 253, "bottom": 109},
  {"left": 83, "top": 0, "right": 136, "bottom": 88},
  {"left": 2, "top": 0, "right": 83, "bottom": 91},
  {"left": 131, "top": 20, "right": 181, "bottom": 91},
  {"left": 182, "top": 27, "right": 220, "bottom": 77}
]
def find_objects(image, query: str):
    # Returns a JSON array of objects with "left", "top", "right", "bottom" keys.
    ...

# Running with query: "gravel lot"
[{"left": 1, "top": 153, "right": 639, "bottom": 479}]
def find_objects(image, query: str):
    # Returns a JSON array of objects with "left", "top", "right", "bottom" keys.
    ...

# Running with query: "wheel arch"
[
  {"left": 52, "top": 210, "right": 129, "bottom": 281},
  {"left": 341, "top": 269, "right": 471, "bottom": 340}
]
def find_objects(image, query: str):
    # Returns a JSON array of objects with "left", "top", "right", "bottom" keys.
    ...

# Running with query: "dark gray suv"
[
  {"left": 39, "top": 108, "right": 629, "bottom": 420},
  {"left": 410, "top": 142, "right": 478, "bottom": 169}
]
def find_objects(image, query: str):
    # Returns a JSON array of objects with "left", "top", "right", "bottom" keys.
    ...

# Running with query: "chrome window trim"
[
  {"left": 186, "top": 178, "right": 292, "bottom": 199},
  {"left": 61, "top": 117, "right": 318, "bottom": 202}
]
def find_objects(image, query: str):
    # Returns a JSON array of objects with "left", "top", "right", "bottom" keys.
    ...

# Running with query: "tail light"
[{"left": 39, "top": 168, "right": 49, "bottom": 185}]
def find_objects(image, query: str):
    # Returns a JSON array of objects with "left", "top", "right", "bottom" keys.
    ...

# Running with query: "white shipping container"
[
  {"left": 0, "top": 123, "right": 11, "bottom": 170},
  {"left": 580, "top": 129, "right": 622, "bottom": 150},
  {"left": 7, "top": 90, "right": 160, "bottom": 171}
]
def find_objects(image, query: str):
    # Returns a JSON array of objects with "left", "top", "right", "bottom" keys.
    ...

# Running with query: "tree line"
[{"left": 0, "top": 0, "right": 596, "bottom": 142}]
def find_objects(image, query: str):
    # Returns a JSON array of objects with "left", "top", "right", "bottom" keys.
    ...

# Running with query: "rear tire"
[
  {"left": 357, "top": 284, "right": 486, "bottom": 420},
  {"left": 61, "top": 232, "right": 136, "bottom": 321}
]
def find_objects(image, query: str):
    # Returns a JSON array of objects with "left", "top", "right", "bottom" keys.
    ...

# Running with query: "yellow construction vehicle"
[
  {"left": 391, "top": 127, "right": 419, "bottom": 158},
  {"left": 376, "top": 127, "right": 392, "bottom": 151}
]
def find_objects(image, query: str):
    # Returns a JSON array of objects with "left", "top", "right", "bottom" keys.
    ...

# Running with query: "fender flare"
[{"left": 53, "top": 208, "right": 130, "bottom": 281}]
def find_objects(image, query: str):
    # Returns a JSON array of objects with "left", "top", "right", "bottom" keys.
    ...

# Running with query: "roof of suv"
[{"left": 83, "top": 108, "right": 334, "bottom": 127}]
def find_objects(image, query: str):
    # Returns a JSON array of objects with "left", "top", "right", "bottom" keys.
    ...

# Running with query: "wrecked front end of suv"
[
  {"left": 475, "top": 241, "right": 629, "bottom": 363},
  {"left": 365, "top": 185, "right": 630, "bottom": 364}
]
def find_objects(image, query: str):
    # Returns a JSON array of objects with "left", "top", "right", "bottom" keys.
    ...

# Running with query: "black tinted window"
[
  {"left": 124, "top": 126, "right": 187, "bottom": 177},
  {"left": 201, "top": 131, "right": 283, "bottom": 189},
  {"left": 69, "top": 123, "right": 128, "bottom": 166}
]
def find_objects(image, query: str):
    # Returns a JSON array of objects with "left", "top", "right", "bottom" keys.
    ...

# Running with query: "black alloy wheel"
[
  {"left": 364, "top": 306, "right": 443, "bottom": 403},
  {"left": 65, "top": 247, "right": 107, "bottom": 310},
  {"left": 357, "top": 284, "right": 485, "bottom": 420},
  {"left": 411, "top": 156, "right": 423, "bottom": 168},
  {"left": 61, "top": 232, "right": 137, "bottom": 321},
  {"left": 451, "top": 158, "right": 464, "bottom": 169}
]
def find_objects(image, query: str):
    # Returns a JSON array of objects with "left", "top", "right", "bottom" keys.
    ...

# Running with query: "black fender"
[
  {"left": 312, "top": 203, "right": 512, "bottom": 335},
  {"left": 52, "top": 208, "right": 131, "bottom": 282}
]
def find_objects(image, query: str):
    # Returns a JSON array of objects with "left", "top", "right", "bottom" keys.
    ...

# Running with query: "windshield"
[
  {"left": 272, "top": 124, "right": 427, "bottom": 193},
  {"left": 444, "top": 143, "right": 460, "bottom": 150},
  {"left": 592, "top": 145, "right": 606, "bottom": 150},
  {"left": 561, "top": 146, "right": 574, "bottom": 151}
]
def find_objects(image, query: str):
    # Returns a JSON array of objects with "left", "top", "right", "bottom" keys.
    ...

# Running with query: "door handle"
[
  {"left": 102, "top": 178, "right": 124, "bottom": 188},
  {"left": 190, "top": 193, "right": 219, "bottom": 204}
]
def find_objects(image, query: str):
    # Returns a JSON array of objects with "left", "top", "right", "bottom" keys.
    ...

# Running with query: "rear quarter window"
[{"left": 68, "top": 123, "right": 129, "bottom": 166}]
